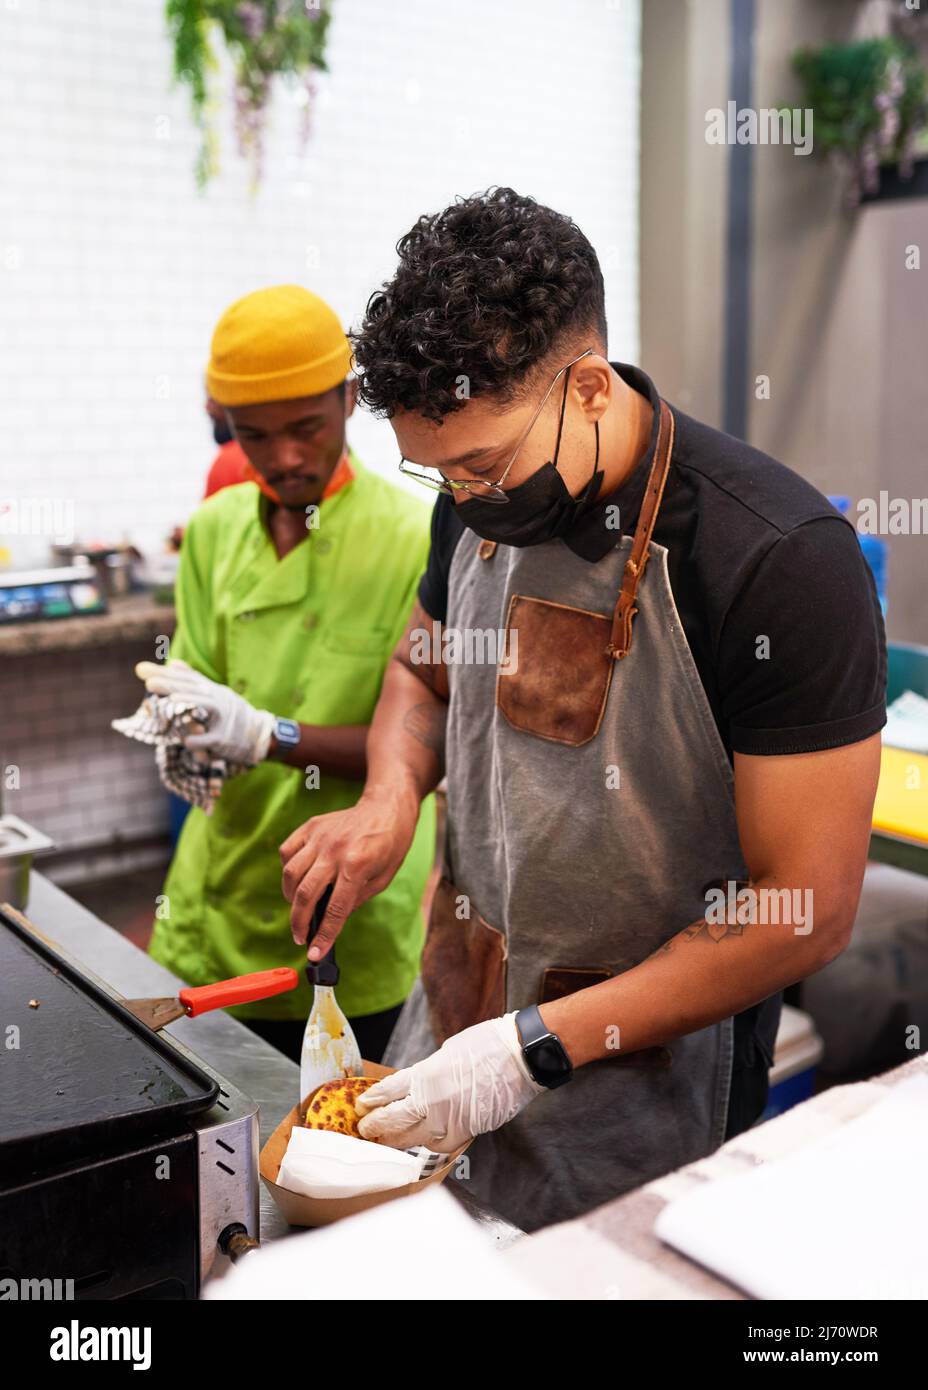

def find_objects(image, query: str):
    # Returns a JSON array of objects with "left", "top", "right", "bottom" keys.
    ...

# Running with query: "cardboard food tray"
[{"left": 259, "top": 1060, "right": 471, "bottom": 1227}]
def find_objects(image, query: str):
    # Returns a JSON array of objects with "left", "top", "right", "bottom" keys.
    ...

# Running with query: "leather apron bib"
[{"left": 383, "top": 403, "right": 749, "bottom": 1233}]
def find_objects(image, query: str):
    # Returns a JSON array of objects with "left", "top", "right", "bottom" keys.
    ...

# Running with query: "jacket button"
[
  {"left": 234, "top": 678, "right": 248, "bottom": 693},
  {"left": 239, "top": 611, "right": 256, "bottom": 622},
  {"left": 315, "top": 537, "right": 332, "bottom": 555},
  {"left": 303, "top": 614, "right": 318, "bottom": 631}
]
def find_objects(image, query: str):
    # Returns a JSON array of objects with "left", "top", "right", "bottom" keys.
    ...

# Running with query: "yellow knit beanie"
[{"left": 206, "top": 285, "right": 352, "bottom": 406}]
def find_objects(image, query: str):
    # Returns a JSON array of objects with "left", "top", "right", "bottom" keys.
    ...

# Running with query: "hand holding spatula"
[{"left": 299, "top": 883, "right": 363, "bottom": 1102}]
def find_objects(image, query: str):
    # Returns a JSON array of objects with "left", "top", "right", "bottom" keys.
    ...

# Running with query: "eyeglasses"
[{"left": 398, "top": 347, "right": 595, "bottom": 503}]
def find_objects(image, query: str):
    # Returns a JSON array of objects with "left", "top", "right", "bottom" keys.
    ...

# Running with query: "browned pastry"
[{"left": 304, "top": 1076, "right": 380, "bottom": 1140}]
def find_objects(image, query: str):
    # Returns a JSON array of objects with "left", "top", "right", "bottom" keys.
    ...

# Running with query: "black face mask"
[{"left": 454, "top": 367, "right": 603, "bottom": 547}]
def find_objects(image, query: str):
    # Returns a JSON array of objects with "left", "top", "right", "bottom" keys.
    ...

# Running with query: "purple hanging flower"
[
  {"left": 170, "top": 0, "right": 330, "bottom": 186},
  {"left": 236, "top": 3, "right": 266, "bottom": 41},
  {"left": 298, "top": 72, "right": 318, "bottom": 146},
  {"left": 859, "top": 136, "right": 882, "bottom": 196}
]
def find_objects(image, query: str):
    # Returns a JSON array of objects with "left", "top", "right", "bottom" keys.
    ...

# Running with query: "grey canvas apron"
[{"left": 384, "top": 402, "right": 749, "bottom": 1234}]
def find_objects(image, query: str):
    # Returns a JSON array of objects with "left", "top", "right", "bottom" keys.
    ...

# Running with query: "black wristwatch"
[
  {"left": 515, "top": 1004, "right": 573, "bottom": 1089},
  {"left": 267, "top": 716, "right": 300, "bottom": 760}
]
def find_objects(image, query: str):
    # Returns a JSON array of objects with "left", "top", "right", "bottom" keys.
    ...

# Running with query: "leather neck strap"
[{"left": 606, "top": 398, "right": 675, "bottom": 660}]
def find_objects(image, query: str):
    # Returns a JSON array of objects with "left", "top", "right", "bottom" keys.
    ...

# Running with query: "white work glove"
[
  {"left": 135, "top": 659, "right": 276, "bottom": 765},
  {"left": 355, "top": 1013, "right": 547, "bottom": 1152}
]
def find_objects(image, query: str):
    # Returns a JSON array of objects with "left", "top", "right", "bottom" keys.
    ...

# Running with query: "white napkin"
[
  {"left": 883, "top": 689, "right": 928, "bottom": 754},
  {"left": 655, "top": 1075, "right": 928, "bottom": 1300},
  {"left": 277, "top": 1125, "right": 424, "bottom": 1200},
  {"left": 203, "top": 1187, "right": 544, "bottom": 1301}
]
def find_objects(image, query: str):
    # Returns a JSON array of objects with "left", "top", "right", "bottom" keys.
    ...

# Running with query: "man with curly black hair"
[{"left": 281, "top": 188, "right": 885, "bottom": 1233}]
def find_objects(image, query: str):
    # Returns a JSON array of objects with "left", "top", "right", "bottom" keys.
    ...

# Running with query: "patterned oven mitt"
[{"left": 112, "top": 694, "right": 248, "bottom": 814}]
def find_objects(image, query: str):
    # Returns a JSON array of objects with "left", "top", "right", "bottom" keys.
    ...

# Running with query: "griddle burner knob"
[{"left": 218, "top": 1222, "right": 260, "bottom": 1263}]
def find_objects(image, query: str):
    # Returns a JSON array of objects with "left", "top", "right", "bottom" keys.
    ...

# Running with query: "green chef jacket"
[{"left": 148, "top": 452, "right": 436, "bottom": 1021}]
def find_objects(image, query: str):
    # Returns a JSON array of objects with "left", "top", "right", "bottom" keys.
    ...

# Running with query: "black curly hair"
[{"left": 351, "top": 188, "right": 607, "bottom": 423}]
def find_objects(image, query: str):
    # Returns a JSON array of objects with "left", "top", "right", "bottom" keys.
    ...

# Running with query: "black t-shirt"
[
  {"left": 416, "top": 362, "right": 887, "bottom": 1135},
  {"left": 419, "top": 363, "right": 887, "bottom": 760}
]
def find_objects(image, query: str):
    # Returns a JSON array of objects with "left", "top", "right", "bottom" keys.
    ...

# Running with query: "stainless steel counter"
[{"left": 19, "top": 873, "right": 522, "bottom": 1252}]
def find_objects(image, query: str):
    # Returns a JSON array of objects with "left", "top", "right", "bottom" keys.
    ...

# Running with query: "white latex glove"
[
  {"left": 355, "top": 1013, "right": 547, "bottom": 1152},
  {"left": 135, "top": 659, "right": 275, "bottom": 765}
]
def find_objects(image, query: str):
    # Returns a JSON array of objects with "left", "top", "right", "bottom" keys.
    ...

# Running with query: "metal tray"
[
  {"left": 0, "top": 816, "right": 55, "bottom": 912},
  {"left": 0, "top": 906, "right": 219, "bottom": 1182}
]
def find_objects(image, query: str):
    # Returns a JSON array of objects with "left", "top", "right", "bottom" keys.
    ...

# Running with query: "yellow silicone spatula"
[{"left": 299, "top": 883, "right": 363, "bottom": 1103}]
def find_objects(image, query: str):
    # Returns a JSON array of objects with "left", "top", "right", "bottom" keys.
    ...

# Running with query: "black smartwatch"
[
  {"left": 515, "top": 1004, "right": 573, "bottom": 1089},
  {"left": 268, "top": 716, "right": 300, "bottom": 760}
]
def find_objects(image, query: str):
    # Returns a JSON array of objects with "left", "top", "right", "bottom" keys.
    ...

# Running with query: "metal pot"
[{"left": 0, "top": 815, "right": 54, "bottom": 910}]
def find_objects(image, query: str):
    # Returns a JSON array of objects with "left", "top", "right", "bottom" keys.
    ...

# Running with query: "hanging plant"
[
  {"left": 166, "top": 0, "right": 333, "bottom": 187},
  {"left": 791, "top": 36, "right": 928, "bottom": 208}
]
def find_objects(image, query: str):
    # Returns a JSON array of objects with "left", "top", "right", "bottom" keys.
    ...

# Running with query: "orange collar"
[
  {"left": 322, "top": 449, "right": 355, "bottom": 500},
  {"left": 244, "top": 449, "right": 355, "bottom": 505}
]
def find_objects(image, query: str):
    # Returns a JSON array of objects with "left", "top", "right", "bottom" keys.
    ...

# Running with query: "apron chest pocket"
[{"left": 496, "top": 593, "right": 615, "bottom": 746}]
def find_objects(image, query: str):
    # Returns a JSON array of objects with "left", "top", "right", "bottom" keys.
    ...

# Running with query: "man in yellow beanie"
[{"left": 141, "top": 285, "right": 436, "bottom": 1065}]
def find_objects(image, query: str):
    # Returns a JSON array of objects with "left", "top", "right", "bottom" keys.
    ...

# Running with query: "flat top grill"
[{"left": 0, "top": 906, "right": 219, "bottom": 1182}]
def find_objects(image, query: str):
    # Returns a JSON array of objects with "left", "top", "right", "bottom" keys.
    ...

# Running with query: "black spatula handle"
[{"left": 306, "top": 883, "right": 339, "bottom": 987}]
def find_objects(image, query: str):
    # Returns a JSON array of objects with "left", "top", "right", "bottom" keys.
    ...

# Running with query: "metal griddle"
[{"left": 0, "top": 905, "right": 219, "bottom": 1182}]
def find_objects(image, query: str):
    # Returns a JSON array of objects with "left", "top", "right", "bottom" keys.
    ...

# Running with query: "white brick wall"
[
  {"left": 0, "top": 0, "right": 639, "bottom": 867},
  {"left": 0, "top": 0, "right": 640, "bottom": 567}
]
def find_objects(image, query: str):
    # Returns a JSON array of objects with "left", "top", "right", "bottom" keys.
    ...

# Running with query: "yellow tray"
[{"left": 872, "top": 747, "right": 928, "bottom": 842}]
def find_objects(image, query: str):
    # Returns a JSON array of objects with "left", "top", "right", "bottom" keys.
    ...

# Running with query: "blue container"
[
  {"left": 761, "top": 1067, "right": 816, "bottom": 1122},
  {"left": 759, "top": 1003, "right": 824, "bottom": 1123}
]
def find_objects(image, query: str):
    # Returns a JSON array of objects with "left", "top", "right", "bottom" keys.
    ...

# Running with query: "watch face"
[
  {"left": 534, "top": 1038, "right": 570, "bottom": 1073},
  {"left": 528, "top": 1036, "right": 571, "bottom": 1080},
  {"left": 276, "top": 718, "right": 300, "bottom": 747}
]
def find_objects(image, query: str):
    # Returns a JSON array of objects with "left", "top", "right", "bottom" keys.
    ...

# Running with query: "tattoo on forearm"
[
  {"left": 657, "top": 918, "right": 745, "bottom": 957},
  {"left": 402, "top": 701, "right": 447, "bottom": 756}
]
